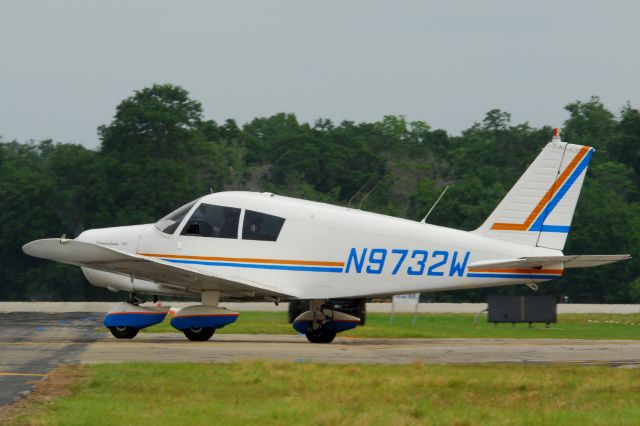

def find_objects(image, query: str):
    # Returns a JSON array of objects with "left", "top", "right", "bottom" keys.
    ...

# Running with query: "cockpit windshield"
[{"left": 154, "top": 199, "right": 199, "bottom": 234}]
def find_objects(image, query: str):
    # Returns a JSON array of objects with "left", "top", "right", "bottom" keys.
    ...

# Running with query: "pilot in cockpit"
[{"left": 218, "top": 207, "right": 240, "bottom": 238}]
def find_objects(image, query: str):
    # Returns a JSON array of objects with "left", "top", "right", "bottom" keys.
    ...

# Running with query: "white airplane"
[{"left": 23, "top": 129, "right": 630, "bottom": 343}]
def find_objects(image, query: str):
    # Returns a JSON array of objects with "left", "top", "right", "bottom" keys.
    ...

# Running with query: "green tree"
[
  {"left": 96, "top": 84, "right": 227, "bottom": 225},
  {"left": 609, "top": 105, "right": 640, "bottom": 187},
  {"left": 563, "top": 96, "right": 616, "bottom": 150},
  {"left": 0, "top": 141, "right": 117, "bottom": 300},
  {"left": 99, "top": 84, "right": 204, "bottom": 158},
  {"left": 557, "top": 161, "right": 640, "bottom": 302}
]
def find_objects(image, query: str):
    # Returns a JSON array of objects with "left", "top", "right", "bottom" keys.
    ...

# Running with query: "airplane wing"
[
  {"left": 22, "top": 238, "right": 292, "bottom": 297},
  {"left": 468, "top": 254, "right": 631, "bottom": 270}
]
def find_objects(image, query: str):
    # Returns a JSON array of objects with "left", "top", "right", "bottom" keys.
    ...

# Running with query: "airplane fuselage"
[{"left": 77, "top": 191, "right": 563, "bottom": 300}]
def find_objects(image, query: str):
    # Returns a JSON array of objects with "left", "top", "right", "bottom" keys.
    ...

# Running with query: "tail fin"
[{"left": 474, "top": 129, "right": 594, "bottom": 250}]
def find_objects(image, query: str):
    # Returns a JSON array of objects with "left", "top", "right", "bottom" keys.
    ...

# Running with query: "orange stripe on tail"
[{"left": 490, "top": 146, "right": 591, "bottom": 231}]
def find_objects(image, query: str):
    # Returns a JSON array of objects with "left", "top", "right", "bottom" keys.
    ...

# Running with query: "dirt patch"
[{"left": 0, "top": 365, "right": 88, "bottom": 424}]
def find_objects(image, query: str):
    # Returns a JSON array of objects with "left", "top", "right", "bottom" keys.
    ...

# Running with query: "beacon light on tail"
[{"left": 22, "top": 129, "right": 630, "bottom": 344}]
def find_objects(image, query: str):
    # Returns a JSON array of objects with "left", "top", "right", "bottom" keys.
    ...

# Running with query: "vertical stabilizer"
[{"left": 474, "top": 129, "right": 594, "bottom": 250}]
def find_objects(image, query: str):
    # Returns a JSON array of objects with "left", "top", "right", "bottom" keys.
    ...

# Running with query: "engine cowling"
[{"left": 81, "top": 267, "right": 191, "bottom": 296}]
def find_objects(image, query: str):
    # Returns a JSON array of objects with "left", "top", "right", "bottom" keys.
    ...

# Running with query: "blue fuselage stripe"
[
  {"left": 163, "top": 258, "right": 344, "bottom": 273},
  {"left": 163, "top": 260, "right": 559, "bottom": 279}
]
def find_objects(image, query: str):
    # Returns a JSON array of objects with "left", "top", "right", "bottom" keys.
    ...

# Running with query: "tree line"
[{"left": 1, "top": 84, "right": 638, "bottom": 302}]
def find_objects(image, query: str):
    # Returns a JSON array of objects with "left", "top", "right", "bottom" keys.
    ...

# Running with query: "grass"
[
  {"left": 143, "top": 311, "right": 640, "bottom": 340},
  {"left": 8, "top": 361, "right": 640, "bottom": 425}
]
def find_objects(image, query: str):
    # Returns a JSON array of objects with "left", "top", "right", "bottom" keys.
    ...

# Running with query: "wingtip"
[
  {"left": 22, "top": 238, "right": 75, "bottom": 260},
  {"left": 22, "top": 238, "right": 54, "bottom": 258},
  {"left": 22, "top": 239, "right": 42, "bottom": 256}
]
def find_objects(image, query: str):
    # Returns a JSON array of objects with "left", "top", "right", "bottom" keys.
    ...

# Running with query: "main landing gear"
[
  {"left": 292, "top": 300, "right": 361, "bottom": 344},
  {"left": 103, "top": 298, "right": 169, "bottom": 339},
  {"left": 103, "top": 291, "right": 239, "bottom": 342},
  {"left": 182, "top": 327, "right": 216, "bottom": 341},
  {"left": 109, "top": 326, "right": 139, "bottom": 339}
]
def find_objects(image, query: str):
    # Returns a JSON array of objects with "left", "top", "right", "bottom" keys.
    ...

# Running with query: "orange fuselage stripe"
[
  {"left": 138, "top": 253, "right": 344, "bottom": 267},
  {"left": 491, "top": 146, "right": 591, "bottom": 231}
]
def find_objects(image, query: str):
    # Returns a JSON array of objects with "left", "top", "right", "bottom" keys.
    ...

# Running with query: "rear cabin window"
[
  {"left": 242, "top": 210, "right": 285, "bottom": 241},
  {"left": 181, "top": 204, "right": 241, "bottom": 239}
]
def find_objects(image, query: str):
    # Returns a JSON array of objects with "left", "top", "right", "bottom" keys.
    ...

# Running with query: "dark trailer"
[{"left": 488, "top": 295, "right": 557, "bottom": 326}]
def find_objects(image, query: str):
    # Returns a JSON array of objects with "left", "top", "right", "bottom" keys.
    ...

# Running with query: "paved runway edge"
[
  {"left": 1, "top": 302, "right": 640, "bottom": 314},
  {"left": 79, "top": 333, "right": 640, "bottom": 367},
  {"left": 0, "top": 313, "right": 103, "bottom": 406}
]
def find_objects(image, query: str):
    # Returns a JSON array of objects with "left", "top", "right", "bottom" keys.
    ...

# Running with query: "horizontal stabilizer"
[
  {"left": 468, "top": 254, "right": 631, "bottom": 270},
  {"left": 22, "top": 238, "right": 292, "bottom": 297}
]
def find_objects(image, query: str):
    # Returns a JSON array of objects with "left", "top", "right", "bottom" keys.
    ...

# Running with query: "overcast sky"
[{"left": 1, "top": 1, "right": 638, "bottom": 148}]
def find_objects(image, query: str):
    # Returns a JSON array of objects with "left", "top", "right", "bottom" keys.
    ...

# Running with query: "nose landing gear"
[{"left": 305, "top": 328, "right": 337, "bottom": 344}]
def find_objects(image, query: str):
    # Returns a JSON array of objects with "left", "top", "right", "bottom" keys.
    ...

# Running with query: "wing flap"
[
  {"left": 22, "top": 238, "right": 291, "bottom": 297},
  {"left": 468, "top": 254, "right": 631, "bottom": 270}
]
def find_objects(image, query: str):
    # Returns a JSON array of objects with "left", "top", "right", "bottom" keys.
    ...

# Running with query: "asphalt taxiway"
[
  {"left": 1, "top": 312, "right": 640, "bottom": 407},
  {"left": 0, "top": 312, "right": 102, "bottom": 406},
  {"left": 81, "top": 333, "right": 640, "bottom": 367}
]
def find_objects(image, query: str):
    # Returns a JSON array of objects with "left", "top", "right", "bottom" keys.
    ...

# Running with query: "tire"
[
  {"left": 109, "top": 326, "right": 139, "bottom": 339},
  {"left": 305, "top": 329, "right": 336, "bottom": 344},
  {"left": 183, "top": 327, "right": 215, "bottom": 341}
]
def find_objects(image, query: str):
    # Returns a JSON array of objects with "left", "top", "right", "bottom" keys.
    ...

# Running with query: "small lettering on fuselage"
[
  {"left": 96, "top": 241, "right": 127, "bottom": 247},
  {"left": 345, "top": 248, "right": 470, "bottom": 277}
]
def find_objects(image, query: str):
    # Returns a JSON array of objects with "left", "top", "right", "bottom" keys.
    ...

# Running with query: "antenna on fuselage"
[
  {"left": 347, "top": 176, "right": 374, "bottom": 209},
  {"left": 358, "top": 177, "right": 386, "bottom": 210},
  {"left": 209, "top": 187, "right": 214, "bottom": 194},
  {"left": 420, "top": 185, "right": 449, "bottom": 224}
]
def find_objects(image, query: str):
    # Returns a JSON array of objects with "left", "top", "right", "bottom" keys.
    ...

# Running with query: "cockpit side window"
[
  {"left": 181, "top": 203, "right": 241, "bottom": 239},
  {"left": 155, "top": 200, "right": 198, "bottom": 234},
  {"left": 242, "top": 210, "right": 285, "bottom": 241}
]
